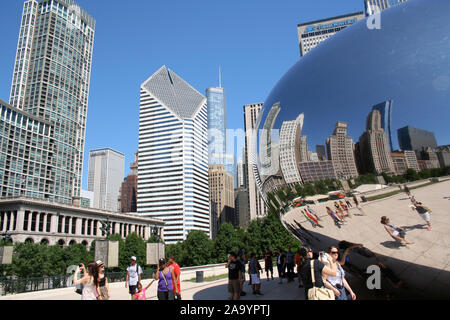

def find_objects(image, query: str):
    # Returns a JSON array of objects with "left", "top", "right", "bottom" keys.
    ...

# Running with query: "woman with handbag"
[
  {"left": 323, "top": 246, "right": 356, "bottom": 300},
  {"left": 298, "top": 246, "right": 338, "bottom": 300},
  {"left": 73, "top": 262, "right": 99, "bottom": 300},
  {"left": 155, "top": 258, "right": 178, "bottom": 300}
]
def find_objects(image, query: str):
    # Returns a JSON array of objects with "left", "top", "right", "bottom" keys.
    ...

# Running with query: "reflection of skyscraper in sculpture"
[
  {"left": 326, "top": 122, "right": 359, "bottom": 179},
  {"left": 358, "top": 110, "right": 396, "bottom": 175},
  {"left": 279, "top": 114, "right": 304, "bottom": 185},
  {"left": 300, "top": 136, "right": 308, "bottom": 162},
  {"left": 316, "top": 145, "right": 327, "bottom": 161},
  {"left": 364, "top": 0, "right": 409, "bottom": 16},
  {"left": 260, "top": 103, "right": 281, "bottom": 172},
  {"left": 244, "top": 103, "right": 267, "bottom": 226},
  {"left": 372, "top": 100, "right": 394, "bottom": 151}
]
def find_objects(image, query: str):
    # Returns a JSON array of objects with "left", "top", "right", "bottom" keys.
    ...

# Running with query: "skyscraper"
[
  {"left": 9, "top": 0, "right": 95, "bottom": 203},
  {"left": 87, "top": 148, "right": 125, "bottom": 212},
  {"left": 236, "top": 157, "right": 246, "bottom": 188},
  {"left": 297, "top": 12, "right": 365, "bottom": 57},
  {"left": 397, "top": 126, "right": 438, "bottom": 152},
  {"left": 316, "top": 145, "right": 327, "bottom": 161},
  {"left": 279, "top": 114, "right": 304, "bottom": 185},
  {"left": 365, "top": 0, "right": 409, "bottom": 16},
  {"left": 137, "top": 66, "right": 209, "bottom": 244},
  {"left": 118, "top": 151, "right": 138, "bottom": 213},
  {"left": 358, "top": 110, "right": 396, "bottom": 175},
  {"left": 326, "top": 122, "right": 359, "bottom": 179},
  {"left": 372, "top": 100, "right": 394, "bottom": 151},
  {"left": 244, "top": 103, "right": 267, "bottom": 227}
]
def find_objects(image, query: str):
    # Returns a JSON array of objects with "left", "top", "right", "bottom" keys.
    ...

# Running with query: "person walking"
[
  {"left": 339, "top": 200, "right": 352, "bottom": 218},
  {"left": 226, "top": 252, "right": 242, "bottom": 300},
  {"left": 295, "top": 247, "right": 304, "bottom": 288},
  {"left": 134, "top": 280, "right": 155, "bottom": 300},
  {"left": 326, "top": 206, "right": 344, "bottom": 227},
  {"left": 248, "top": 253, "right": 263, "bottom": 296},
  {"left": 73, "top": 262, "right": 99, "bottom": 300},
  {"left": 125, "top": 256, "right": 143, "bottom": 300},
  {"left": 285, "top": 246, "right": 295, "bottom": 283},
  {"left": 345, "top": 199, "right": 353, "bottom": 208},
  {"left": 155, "top": 258, "right": 178, "bottom": 300},
  {"left": 380, "top": 216, "right": 414, "bottom": 247},
  {"left": 96, "top": 260, "right": 110, "bottom": 300},
  {"left": 237, "top": 250, "right": 247, "bottom": 296},
  {"left": 276, "top": 248, "right": 286, "bottom": 284},
  {"left": 323, "top": 246, "right": 357, "bottom": 300},
  {"left": 411, "top": 199, "right": 432, "bottom": 231},
  {"left": 404, "top": 184, "right": 411, "bottom": 197},
  {"left": 298, "top": 246, "right": 338, "bottom": 300},
  {"left": 263, "top": 248, "right": 274, "bottom": 281},
  {"left": 168, "top": 256, "right": 182, "bottom": 300},
  {"left": 353, "top": 196, "right": 366, "bottom": 215}
]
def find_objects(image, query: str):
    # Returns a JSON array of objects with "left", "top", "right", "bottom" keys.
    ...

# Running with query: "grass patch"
[
  {"left": 366, "top": 181, "right": 438, "bottom": 201},
  {"left": 184, "top": 273, "right": 229, "bottom": 282}
]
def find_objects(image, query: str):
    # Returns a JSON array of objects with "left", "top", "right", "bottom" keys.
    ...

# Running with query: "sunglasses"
[{"left": 330, "top": 251, "right": 339, "bottom": 254}]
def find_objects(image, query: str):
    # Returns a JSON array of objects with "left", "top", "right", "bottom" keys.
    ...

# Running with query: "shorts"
[
  {"left": 241, "top": 273, "right": 246, "bottom": 282},
  {"left": 419, "top": 212, "right": 431, "bottom": 222},
  {"left": 129, "top": 285, "right": 137, "bottom": 295},
  {"left": 228, "top": 279, "right": 240, "bottom": 294},
  {"left": 157, "top": 290, "right": 175, "bottom": 300},
  {"left": 250, "top": 274, "right": 261, "bottom": 285}
]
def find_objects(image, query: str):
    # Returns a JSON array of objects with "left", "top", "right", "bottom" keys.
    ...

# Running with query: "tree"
[
  {"left": 180, "top": 230, "right": 214, "bottom": 267},
  {"left": 303, "top": 183, "right": 315, "bottom": 196},
  {"left": 122, "top": 233, "right": 146, "bottom": 270},
  {"left": 404, "top": 168, "right": 419, "bottom": 181},
  {"left": 213, "top": 223, "right": 243, "bottom": 263},
  {"left": 294, "top": 184, "right": 305, "bottom": 198},
  {"left": 313, "top": 180, "right": 328, "bottom": 195}
]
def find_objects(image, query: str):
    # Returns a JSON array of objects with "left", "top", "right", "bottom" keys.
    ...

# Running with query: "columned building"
[
  {"left": 326, "top": 121, "right": 359, "bottom": 179},
  {"left": 9, "top": 0, "right": 95, "bottom": 203},
  {"left": 358, "top": 110, "right": 396, "bottom": 175},
  {"left": 279, "top": 114, "right": 304, "bottom": 185},
  {"left": 243, "top": 103, "right": 267, "bottom": 227},
  {"left": 88, "top": 148, "right": 125, "bottom": 212},
  {"left": 0, "top": 197, "right": 164, "bottom": 247},
  {"left": 137, "top": 66, "right": 210, "bottom": 244}
]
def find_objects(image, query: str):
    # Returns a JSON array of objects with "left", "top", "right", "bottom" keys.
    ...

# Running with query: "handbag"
[{"left": 307, "top": 260, "right": 335, "bottom": 300}]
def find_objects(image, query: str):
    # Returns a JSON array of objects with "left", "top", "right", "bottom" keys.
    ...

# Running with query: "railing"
[{"left": 0, "top": 269, "right": 155, "bottom": 296}]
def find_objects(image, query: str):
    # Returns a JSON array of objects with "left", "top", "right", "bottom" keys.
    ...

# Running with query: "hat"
[
  {"left": 131, "top": 256, "right": 137, "bottom": 261},
  {"left": 96, "top": 260, "right": 104, "bottom": 266}
]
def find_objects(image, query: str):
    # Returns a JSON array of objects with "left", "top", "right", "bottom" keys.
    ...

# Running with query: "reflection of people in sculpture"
[
  {"left": 352, "top": 196, "right": 366, "bottom": 215},
  {"left": 410, "top": 199, "right": 432, "bottom": 231},
  {"left": 302, "top": 209, "right": 323, "bottom": 228},
  {"left": 306, "top": 205, "right": 321, "bottom": 221},
  {"left": 339, "top": 200, "right": 352, "bottom": 218},
  {"left": 326, "top": 207, "right": 343, "bottom": 228},
  {"left": 380, "top": 216, "right": 414, "bottom": 247},
  {"left": 334, "top": 201, "right": 347, "bottom": 221}
]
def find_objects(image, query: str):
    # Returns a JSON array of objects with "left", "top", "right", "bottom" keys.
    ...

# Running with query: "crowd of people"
[{"left": 73, "top": 255, "right": 182, "bottom": 300}]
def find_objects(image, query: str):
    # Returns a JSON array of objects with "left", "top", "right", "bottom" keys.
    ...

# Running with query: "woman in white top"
[
  {"left": 380, "top": 216, "right": 414, "bottom": 247},
  {"left": 323, "top": 246, "right": 356, "bottom": 300},
  {"left": 73, "top": 262, "right": 99, "bottom": 300}
]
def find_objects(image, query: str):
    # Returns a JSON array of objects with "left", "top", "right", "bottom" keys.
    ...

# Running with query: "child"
[{"left": 134, "top": 280, "right": 155, "bottom": 300}]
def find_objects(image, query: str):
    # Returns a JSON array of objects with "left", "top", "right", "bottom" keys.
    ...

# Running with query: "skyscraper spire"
[{"left": 219, "top": 66, "right": 222, "bottom": 88}]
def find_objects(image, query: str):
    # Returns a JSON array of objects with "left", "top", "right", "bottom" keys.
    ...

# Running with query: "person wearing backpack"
[{"left": 125, "top": 256, "right": 143, "bottom": 300}]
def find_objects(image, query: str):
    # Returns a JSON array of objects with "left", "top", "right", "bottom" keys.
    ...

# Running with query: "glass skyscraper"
[
  {"left": 372, "top": 100, "right": 393, "bottom": 151},
  {"left": 365, "top": 0, "right": 409, "bottom": 15},
  {"left": 9, "top": 0, "right": 95, "bottom": 203},
  {"left": 206, "top": 87, "right": 234, "bottom": 175}
]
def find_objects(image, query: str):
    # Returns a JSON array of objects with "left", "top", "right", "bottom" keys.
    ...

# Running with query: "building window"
[
  {"left": 81, "top": 218, "right": 86, "bottom": 235},
  {"left": 72, "top": 217, "right": 76, "bottom": 234},
  {"left": 87, "top": 219, "right": 92, "bottom": 236},
  {"left": 46, "top": 214, "right": 52, "bottom": 232},
  {"left": 39, "top": 213, "right": 45, "bottom": 232},
  {"left": 23, "top": 211, "right": 30, "bottom": 231},
  {"left": 93, "top": 220, "right": 97, "bottom": 236},
  {"left": 31, "top": 212, "right": 37, "bottom": 231},
  {"left": 58, "top": 215, "right": 63, "bottom": 233},
  {"left": 64, "top": 216, "right": 70, "bottom": 234}
]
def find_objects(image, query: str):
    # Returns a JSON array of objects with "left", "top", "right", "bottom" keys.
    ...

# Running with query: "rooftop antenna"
[{"left": 219, "top": 66, "right": 222, "bottom": 88}]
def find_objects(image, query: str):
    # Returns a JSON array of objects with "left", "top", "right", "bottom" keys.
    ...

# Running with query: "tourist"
[
  {"left": 302, "top": 209, "right": 323, "bottom": 228},
  {"left": 134, "top": 280, "right": 155, "bottom": 300},
  {"left": 326, "top": 206, "right": 343, "bottom": 227},
  {"left": 404, "top": 184, "right": 411, "bottom": 197},
  {"left": 226, "top": 252, "right": 242, "bottom": 300},
  {"left": 263, "top": 248, "right": 274, "bottom": 281},
  {"left": 285, "top": 246, "right": 296, "bottom": 283},
  {"left": 125, "top": 256, "right": 143, "bottom": 300},
  {"left": 248, "top": 253, "right": 263, "bottom": 295},
  {"left": 380, "top": 216, "right": 414, "bottom": 246},
  {"left": 96, "top": 260, "right": 110, "bottom": 300},
  {"left": 294, "top": 247, "right": 303, "bottom": 288},
  {"left": 155, "top": 258, "right": 177, "bottom": 300},
  {"left": 345, "top": 199, "right": 353, "bottom": 208},
  {"left": 276, "top": 248, "right": 286, "bottom": 284},
  {"left": 339, "top": 200, "right": 352, "bottom": 218},
  {"left": 168, "top": 256, "right": 182, "bottom": 300},
  {"left": 298, "top": 246, "right": 338, "bottom": 300},
  {"left": 323, "top": 246, "right": 357, "bottom": 300},
  {"left": 237, "top": 250, "right": 247, "bottom": 296},
  {"left": 334, "top": 201, "right": 346, "bottom": 221},
  {"left": 73, "top": 262, "right": 99, "bottom": 300},
  {"left": 306, "top": 205, "right": 321, "bottom": 221},
  {"left": 411, "top": 199, "right": 432, "bottom": 231},
  {"left": 353, "top": 196, "right": 366, "bottom": 215}
]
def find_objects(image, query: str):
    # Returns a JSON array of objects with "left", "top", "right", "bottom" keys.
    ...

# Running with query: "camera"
[{"left": 335, "top": 284, "right": 343, "bottom": 289}]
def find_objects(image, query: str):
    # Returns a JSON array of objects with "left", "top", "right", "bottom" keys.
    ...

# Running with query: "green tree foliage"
[
  {"left": 303, "top": 183, "right": 315, "bottom": 196},
  {"left": 180, "top": 230, "right": 214, "bottom": 266},
  {"left": 294, "top": 184, "right": 306, "bottom": 198},
  {"left": 404, "top": 169, "right": 420, "bottom": 181},
  {"left": 213, "top": 223, "right": 242, "bottom": 263},
  {"left": 121, "top": 233, "right": 146, "bottom": 270},
  {"left": 313, "top": 180, "right": 328, "bottom": 195}
]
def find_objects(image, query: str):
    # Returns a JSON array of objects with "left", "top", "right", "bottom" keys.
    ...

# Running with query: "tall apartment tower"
[
  {"left": 365, "top": 0, "right": 409, "bottom": 16},
  {"left": 87, "top": 148, "right": 125, "bottom": 212},
  {"left": 297, "top": 12, "right": 365, "bottom": 57},
  {"left": 9, "top": 0, "right": 95, "bottom": 203},
  {"left": 358, "top": 110, "right": 396, "bottom": 175},
  {"left": 209, "top": 164, "right": 235, "bottom": 237},
  {"left": 372, "top": 100, "right": 394, "bottom": 152},
  {"left": 236, "top": 157, "right": 246, "bottom": 188},
  {"left": 118, "top": 151, "right": 138, "bottom": 213},
  {"left": 326, "top": 122, "right": 359, "bottom": 179},
  {"left": 137, "top": 66, "right": 210, "bottom": 244},
  {"left": 243, "top": 103, "right": 267, "bottom": 227}
]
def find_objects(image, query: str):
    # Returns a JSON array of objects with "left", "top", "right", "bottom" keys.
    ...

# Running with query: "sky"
[{"left": 0, "top": 0, "right": 368, "bottom": 189}]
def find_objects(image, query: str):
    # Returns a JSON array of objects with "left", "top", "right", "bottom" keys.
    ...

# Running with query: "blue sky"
[{"left": 0, "top": 0, "right": 370, "bottom": 188}]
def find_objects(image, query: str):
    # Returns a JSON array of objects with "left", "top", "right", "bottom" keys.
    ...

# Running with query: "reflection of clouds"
[{"left": 432, "top": 76, "right": 450, "bottom": 91}]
